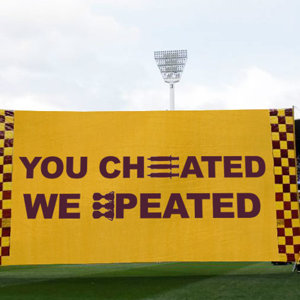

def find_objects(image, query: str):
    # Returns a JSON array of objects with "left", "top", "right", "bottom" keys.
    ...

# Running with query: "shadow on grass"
[
  {"left": 0, "top": 275, "right": 203, "bottom": 300},
  {"left": 0, "top": 274, "right": 299, "bottom": 300},
  {"left": 0, "top": 263, "right": 298, "bottom": 300}
]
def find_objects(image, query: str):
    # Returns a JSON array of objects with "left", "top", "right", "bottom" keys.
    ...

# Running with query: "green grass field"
[{"left": 0, "top": 262, "right": 299, "bottom": 299}]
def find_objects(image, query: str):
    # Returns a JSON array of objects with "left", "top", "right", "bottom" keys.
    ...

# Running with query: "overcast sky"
[{"left": 0, "top": 0, "right": 300, "bottom": 118}]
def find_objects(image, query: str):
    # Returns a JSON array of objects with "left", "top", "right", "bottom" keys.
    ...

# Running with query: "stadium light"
[{"left": 154, "top": 50, "right": 187, "bottom": 110}]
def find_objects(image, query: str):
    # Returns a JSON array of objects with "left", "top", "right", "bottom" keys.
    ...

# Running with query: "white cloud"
[
  {"left": 93, "top": 0, "right": 151, "bottom": 9},
  {"left": 124, "top": 67, "right": 300, "bottom": 119},
  {"left": 0, "top": 94, "right": 62, "bottom": 111},
  {"left": 0, "top": 0, "right": 140, "bottom": 45},
  {"left": 122, "top": 88, "right": 167, "bottom": 111},
  {"left": 0, "top": 0, "right": 141, "bottom": 111},
  {"left": 0, "top": 0, "right": 299, "bottom": 119}
]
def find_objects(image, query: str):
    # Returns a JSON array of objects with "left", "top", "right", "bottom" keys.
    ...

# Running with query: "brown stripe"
[
  {"left": 269, "top": 108, "right": 300, "bottom": 262},
  {"left": 0, "top": 110, "right": 14, "bottom": 265}
]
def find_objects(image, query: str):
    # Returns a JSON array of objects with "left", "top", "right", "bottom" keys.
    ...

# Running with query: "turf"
[{"left": 0, "top": 262, "right": 299, "bottom": 299}]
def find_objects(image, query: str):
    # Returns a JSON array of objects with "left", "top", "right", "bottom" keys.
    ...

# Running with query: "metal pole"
[{"left": 170, "top": 83, "right": 175, "bottom": 110}]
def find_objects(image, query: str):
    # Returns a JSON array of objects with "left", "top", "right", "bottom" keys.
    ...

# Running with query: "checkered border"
[
  {"left": 270, "top": 108, "right": 300, "bottom": 262},
  {"left": 0, "top": 110, "right": 14, "bottom": 265}
]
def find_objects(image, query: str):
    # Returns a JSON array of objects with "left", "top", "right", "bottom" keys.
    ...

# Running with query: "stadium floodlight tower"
[{"left": 154, "top": 50, "right": 187, "bottom": 110}]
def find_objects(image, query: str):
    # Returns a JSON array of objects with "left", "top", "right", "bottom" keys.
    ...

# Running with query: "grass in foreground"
[{"left": 0, "top": 262, "right": 299, "bottom": 299}]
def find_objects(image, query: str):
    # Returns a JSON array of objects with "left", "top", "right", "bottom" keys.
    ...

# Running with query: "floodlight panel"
[
  {"left": 155, "top": 58, "right": 187, "bottom": 66},
  {"left": 154, "top": 50, "right": 187, "bottom": 59},
  {"left": 158, "top": 65, "right": 185, "bottom": 73},
  {"left": 154, "top": 50, "right": 187, "bottom": 84}
]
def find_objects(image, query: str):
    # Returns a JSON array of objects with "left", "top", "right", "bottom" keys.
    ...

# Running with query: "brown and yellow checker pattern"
[
  {"left": 0, "top": 110, "right": 14, "bottom": 265},
  {"left": 270, "top": 108, "right": 300, "bottom": 262}
]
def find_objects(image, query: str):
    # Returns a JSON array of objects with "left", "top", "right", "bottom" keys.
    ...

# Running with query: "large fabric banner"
[{"left": 0, "top": 108, "right": 299, "bottom": 265}]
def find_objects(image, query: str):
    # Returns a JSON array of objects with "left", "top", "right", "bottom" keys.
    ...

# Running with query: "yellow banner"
[{"left": 0, "top": 109, "right": 299, "bottom": 265}]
